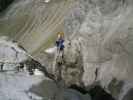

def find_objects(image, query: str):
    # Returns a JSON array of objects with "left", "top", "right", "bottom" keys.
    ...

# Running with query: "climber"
[{"left": 56, "top": 32, "right": 65, "bottom": 58}]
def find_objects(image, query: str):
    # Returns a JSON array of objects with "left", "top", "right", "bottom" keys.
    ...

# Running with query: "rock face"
[
  {"left": 62, "top": 0, "right": 133, "bottom": 100},
  {"left": 1, "top": 0, "right": 133, "bottom": 100}
]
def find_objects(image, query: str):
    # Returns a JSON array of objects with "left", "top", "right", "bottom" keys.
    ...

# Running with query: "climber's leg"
[
  {"left": 0, "top": 63, "right": 4, "bottom": 71},
  {"left": 15, "top": 64, "right": 20, "bottom": 72},
  {"left": 60, "top": 47, "right": 64, "bottom": 59},
  {"left": 61, "top": 50, "right": 64, "bottom": 59},
  {"left": 57, "top": 47, "right": 60, "bottom": 55}
]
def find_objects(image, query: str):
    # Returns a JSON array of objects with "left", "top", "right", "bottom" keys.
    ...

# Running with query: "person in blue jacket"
[{"left": 56, "top": 32, "right": 65, "bottom": 57}]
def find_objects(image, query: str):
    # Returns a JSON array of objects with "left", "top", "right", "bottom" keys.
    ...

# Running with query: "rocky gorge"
[{"left": 0, "top": 0, "right": 133, "bottom": 100}]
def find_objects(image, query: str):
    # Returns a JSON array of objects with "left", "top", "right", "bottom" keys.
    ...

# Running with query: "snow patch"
[
  {"left": 34, "top": 69, "right": 44, "bottom": 76},
  {"left": 45, "top": 47, "right": 57, "bottom": 54}
]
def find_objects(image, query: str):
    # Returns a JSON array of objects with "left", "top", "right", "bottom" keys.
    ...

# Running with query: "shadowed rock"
[{"left": 0, "top": 0, "right": 14, "bottom": 12}]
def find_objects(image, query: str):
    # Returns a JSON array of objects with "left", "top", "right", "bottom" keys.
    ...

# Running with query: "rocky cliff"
[
  {"left": 0, "top": 0, "right": 133, "bottom": 100},
  {"left": 63, "top": 0, "right": 133, "bottom": 100}
]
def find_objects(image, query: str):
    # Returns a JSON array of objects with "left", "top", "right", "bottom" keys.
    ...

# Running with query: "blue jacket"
[{"left": 56, "top": 39, "right": 64, "bottom": 50}]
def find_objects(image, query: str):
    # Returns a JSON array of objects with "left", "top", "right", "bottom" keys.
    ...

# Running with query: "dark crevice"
[
  {"left": 0, "top": 0, "right": 14, "bottom": 12},
  {"left": 95, "top": 68, "right": 98, "bottom": 80},
  {"left": 69, "top": 84, "right": 88, "bottom": 94},
  {"left": 89, "top": 85, "right": 116, "bottom": 100},
  {"left": 69, "top": 84, "right": 116, "bottom": 100}
]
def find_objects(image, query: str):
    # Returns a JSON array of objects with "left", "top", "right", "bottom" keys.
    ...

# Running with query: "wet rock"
[
  {"left": 89, "top": 85, "right": 115, "bottom": 100},
  {"left": 63, "top": 89, "right": 91, "bottom": 100},
  {"left": 30, "top": 80, "right": 92, "bottom": 100},
  {"left": 0, "top": 72, "right": 44, "bottom": 100},
  {"left": 108, "top": 78, "right": 124, "bottom": 99},
  {"left": 122, "top": 88, "right": 133, "bottom": 100}
]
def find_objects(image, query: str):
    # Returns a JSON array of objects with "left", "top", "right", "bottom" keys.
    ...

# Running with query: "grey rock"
[{"left": 0, "top": 0, "right": 133, "bottom": 100}]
